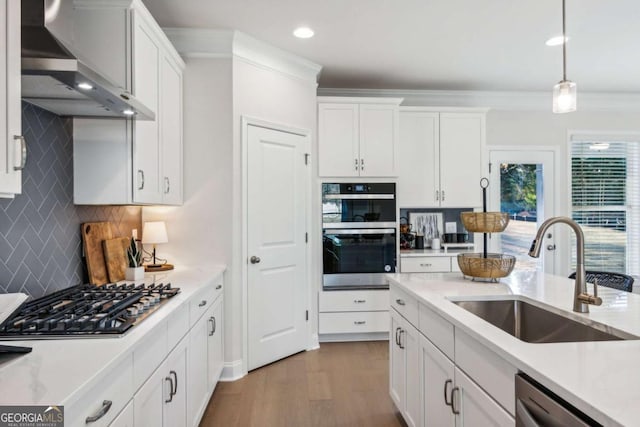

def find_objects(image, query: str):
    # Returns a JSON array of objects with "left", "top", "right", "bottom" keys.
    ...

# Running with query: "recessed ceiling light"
[
  {"left": 545, "top": 35, "right": 569, "bottom": 46},
  {"left": 122, "top": 109, "right": 136, "bottom": 116},
  {"left": 77, "top": 82, "right": 93, "bottom": 90},
  {"left": 293, "top": 27, "right": 314, "bottom": 39}
]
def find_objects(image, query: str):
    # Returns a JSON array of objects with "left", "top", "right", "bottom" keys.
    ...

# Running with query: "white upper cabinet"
[
  {"left": 72, "top": 0, "right": 184, "bottom": 205},
  {"left": 398, "top": 108, "right": 486, "bottom": 208},
  {"left": 318, "top": 97, "right": 402, "bottom": 177},
  {"left": 0, "top": 0, "right": 25, "bottom": 197}
]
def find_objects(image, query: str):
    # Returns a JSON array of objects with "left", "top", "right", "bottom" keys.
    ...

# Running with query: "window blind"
[{"left": 570, "top": 139, "right": 640, "bottom": 277}]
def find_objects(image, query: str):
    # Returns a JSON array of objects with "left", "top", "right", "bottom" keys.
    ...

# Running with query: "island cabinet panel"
[{"left": 390, "top": 283, "right": 515, "bottom": 427}]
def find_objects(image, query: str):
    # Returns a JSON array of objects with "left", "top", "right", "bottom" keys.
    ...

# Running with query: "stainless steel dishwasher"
[{"left": 516, "top": 374, "right": 601, "bottom": 426}]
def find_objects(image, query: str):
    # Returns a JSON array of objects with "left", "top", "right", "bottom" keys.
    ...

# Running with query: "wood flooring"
[{"left": 199, "top": 341, "right": 406, "bottom": 427}]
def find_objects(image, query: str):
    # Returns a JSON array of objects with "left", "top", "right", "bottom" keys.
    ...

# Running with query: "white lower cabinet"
[
  {"left": 421, "top": 335, "right": 455, "bottom": 427},
  {"left": 134, "top": 336, "right": 188, "bottom": 427},
  {"left": 391, "top": 284, "right": 515, "bottom": 427},
  {"left": 390, "top": 308, "right": 421, "bottom": 427},
  {"left": 188, "top": 293, "right": 224, "bottom": 426},
  {"left": 319, "top": 290, "right": 389, "bottom": 336},
  {"left": 454, "top": 367, "right": 513, "bottom": 427}
]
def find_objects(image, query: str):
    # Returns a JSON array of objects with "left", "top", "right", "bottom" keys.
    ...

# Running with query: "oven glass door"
[
  {"left": 323, "top": 228, "right": 396, "bottom": 274},
  {"left": 322, "top": 184, "right": 396, "bottom": 224}
]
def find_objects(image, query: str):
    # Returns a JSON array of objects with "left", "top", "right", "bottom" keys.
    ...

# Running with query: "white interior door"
[
  {"left": 489, "top": 149, "right": 556, "bottom": 273},
  {"left": 247, "top": 124, "right": 309, "bottom": 371}
]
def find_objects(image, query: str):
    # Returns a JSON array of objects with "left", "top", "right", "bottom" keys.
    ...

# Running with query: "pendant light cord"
[{"left": 562, "top": 0, "right": 567, "bottom": 81}]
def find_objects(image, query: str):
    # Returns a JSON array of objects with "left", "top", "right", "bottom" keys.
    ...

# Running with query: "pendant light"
[{"left": 552, "top": 0, "right": 577, "bottom": 113}]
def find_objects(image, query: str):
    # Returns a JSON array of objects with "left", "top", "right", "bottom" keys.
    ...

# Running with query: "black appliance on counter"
[
  {"left": 0, "top": 282, "right": 180, "bottom": 339},
  {"left": 322, "top": 183, "right": 397, "bottom": 290}
]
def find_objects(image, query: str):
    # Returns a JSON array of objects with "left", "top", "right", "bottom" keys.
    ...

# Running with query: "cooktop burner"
[{"left": 0, "top": 283, "right": 180, "bottom": 339}]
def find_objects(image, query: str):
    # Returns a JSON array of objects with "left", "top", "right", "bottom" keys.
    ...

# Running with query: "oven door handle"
[
  {"left": 323, "top": 194, "right": 394, "bottom": 200},
  {"left": 324, "top": 228, "right": 396, "bottom": 235}
]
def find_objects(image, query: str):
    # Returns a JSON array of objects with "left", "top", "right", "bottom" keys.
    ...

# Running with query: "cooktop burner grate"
[{"left": 0, "top": 283, "right": 180, "bottom": 339}]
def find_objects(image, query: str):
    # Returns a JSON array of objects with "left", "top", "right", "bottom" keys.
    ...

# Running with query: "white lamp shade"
[
  {"left": 552, "top": 80, "right": 577, "bottom": 113},
  {"left": 142, "top": 221, "right": 169, "bottom": 244}
]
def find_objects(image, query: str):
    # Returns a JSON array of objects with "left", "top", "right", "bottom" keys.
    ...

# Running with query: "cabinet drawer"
[
  {"left": 66, "top": 354, "right": 133, "bottom": 427},
  {"left": 419, "top": 302, "right": 454, "bottom": 360},
  {"left": 390, "top": 285, "right": 419, "bottom": 327},
  {"left": 190, "top": 284, "right": 216, "bottom": 327},
  {"left": 319, "top": 311, "right": 389, "bottom": 334},
  {"left": 319, "top": 290, "right": 389, "bottom": 312},
  {"left": 401, "top": 256, "right": 451, "bottom": 273},
  {"left": 109, "top": 399, "right": 133, "bottom": 427},
  {"left": 455, "top": 329, "right": 517, "bottom": 416},
  {"left": 451, "top": 256, "right": 461, "bottom": 272}
]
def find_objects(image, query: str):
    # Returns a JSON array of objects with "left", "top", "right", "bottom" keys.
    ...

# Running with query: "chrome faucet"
[{"left": 528, "top": 216, "right": 602, "bottom": 313}]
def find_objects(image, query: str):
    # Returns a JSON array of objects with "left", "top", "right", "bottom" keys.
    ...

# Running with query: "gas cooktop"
[{"left": 0, "top": 282, "right": 180, "bottom": 339}]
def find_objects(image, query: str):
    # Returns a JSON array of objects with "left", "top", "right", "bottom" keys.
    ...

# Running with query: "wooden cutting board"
[
  {"left": 103, "top": 237, "right": 131, "bottom": 283},
  {"left": 81, "top": 222, "right": 113, "bottom": 285}
]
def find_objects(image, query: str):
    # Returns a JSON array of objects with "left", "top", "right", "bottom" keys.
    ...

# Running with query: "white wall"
[{"left": 145, "top": 54, "right": 318, "bottom": 378}]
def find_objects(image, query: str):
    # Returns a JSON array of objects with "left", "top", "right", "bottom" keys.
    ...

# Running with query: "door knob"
[
  {"left": 547, "top": 244, "right": 556, "bottom": 251},
  {"left": 250, "top": 256, "right": 261, "bottom": 264}
]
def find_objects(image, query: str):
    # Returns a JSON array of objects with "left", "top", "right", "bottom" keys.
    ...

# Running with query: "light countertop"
[
  {"left": 0, "top": 265, "right": 226, "bottom": 407},
  {"left": 387, "top": 271, "right": 640, "bottom": 427}
]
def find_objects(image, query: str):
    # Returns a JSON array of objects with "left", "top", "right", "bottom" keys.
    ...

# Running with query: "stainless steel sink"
[{"left": 452, "top": 298, "right": 638, "bottom": 343}]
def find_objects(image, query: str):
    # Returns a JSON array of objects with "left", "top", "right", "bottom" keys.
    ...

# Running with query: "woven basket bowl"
[
  {"left": 460, "top": 212, "right": 510, "bottom": 233},
  {"left": 457, "top": 253, "right": 516, "bottom": 279}
]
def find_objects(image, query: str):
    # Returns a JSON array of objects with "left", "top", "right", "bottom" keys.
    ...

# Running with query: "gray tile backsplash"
[{"left": 0, "top": 103, "right": 141, "bottom": 299}]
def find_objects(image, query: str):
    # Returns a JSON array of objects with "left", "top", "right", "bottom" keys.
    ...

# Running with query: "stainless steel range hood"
[{"left": 21, "top": 0, "right": 154, "bottom": 120}]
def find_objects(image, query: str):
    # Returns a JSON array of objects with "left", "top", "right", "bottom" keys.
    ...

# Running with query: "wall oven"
[{"left": 322, "top": 183, "right": 397, "bottom": 290}]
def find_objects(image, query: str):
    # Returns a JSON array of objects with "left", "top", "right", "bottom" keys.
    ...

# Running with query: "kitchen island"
[
  {"left": 0, "top": 265, "right": 225, "bottom": 427},
  {"left": 388, "top": 271, "right": 640, "bottom": 426}
]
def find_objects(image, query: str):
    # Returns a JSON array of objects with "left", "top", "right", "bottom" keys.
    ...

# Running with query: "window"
[{"left": 570, "top": 136, "right": 640, "bottom": 277}]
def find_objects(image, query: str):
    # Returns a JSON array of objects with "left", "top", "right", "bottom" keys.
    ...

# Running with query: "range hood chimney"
[{"left": 21, "top": 0, "right": 154, "bottom": 120}]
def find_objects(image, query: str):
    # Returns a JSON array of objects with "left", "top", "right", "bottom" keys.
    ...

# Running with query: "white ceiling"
[{"left": 141, "top": 0, "right": 640, "bottom": 93}]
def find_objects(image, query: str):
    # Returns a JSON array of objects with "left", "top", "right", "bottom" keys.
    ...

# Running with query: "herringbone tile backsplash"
[{"left": 0, "top": 103, "right": 141, "bottom": 299}]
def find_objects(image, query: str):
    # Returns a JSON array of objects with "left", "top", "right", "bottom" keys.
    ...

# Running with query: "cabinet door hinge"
[
  {"left": 304, "top": 153, "right": 310, "bottom": 165},
  {"left": 305, "top": 232, "right": 308, "bottom": 243},
  {"left": 305, "top": 310, "right": 309, "bottom": 321}
]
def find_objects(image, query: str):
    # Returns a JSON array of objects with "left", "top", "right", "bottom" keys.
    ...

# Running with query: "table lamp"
[{"left": 142, "top": 221, "right": 169, "bottom": 268}]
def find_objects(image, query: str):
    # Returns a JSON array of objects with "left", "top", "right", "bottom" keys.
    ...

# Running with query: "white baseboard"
[
  {"left": 220, "top": 359, "right": 245, "bottom": 382},
  {"left": 319, "top": 332, "right": 389, "bottom": 342}
]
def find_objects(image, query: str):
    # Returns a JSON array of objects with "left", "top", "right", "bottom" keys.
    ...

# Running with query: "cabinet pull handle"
[
  {"left": 420, "top": 263, "right": 432, "bottom": 267},
  {"left": 354, "top": 320, "right": 366, "bottom": 325},
  {"left": 138, "top": 169, "right": 145, "bottom": 190},
  {"left": 170, "top": 370, "right": 178, "bottom": 396},
  {"left": 442, "top": 190, "right": 445, "bottom": 201},
  {"left": 360, "top": 158, "right": 364, "bottom": 171},
  {"left": 399, "top": 329, "right": 405, "bottom": 349},
  {"left": 436, "top": 190, "right": 440, "bottom": 201},
  {"left": 164, "top": 176, "right": 170, "bottom": 194},
  {"left": 199, "top": 300, "right": 207, "bottom": 307},
  {"left": 395, "top": 299, "right": 405, "bottom": 306},
  {"left": 13, "top": 136, "right": 27, "bottom": 171},
  {"left": 451, "top": 386, "right": 460, "bottom": 414},
  {"left": 164, "top": 376, "right": 174, "bottom": 403},
  {"left": 354, "top": 158, "right": 359, "bottom": 171},
  {"left": 216, "top": 284, "right": 222, "bottom": 290},
  {"left": 213, "top": 316, "right": 216, "bottom": 334},
  {"left": 209, "top": 317, "right": 215, "bottom": 336},
  {"left": 444, "top": 379, "right": 453, "bottom": 406},
  {"left": 353, "top": 299, "right": 366, "bottom": 303},
  {"left": 395, "top": 327, "right": 401, "bottom": 346},
  {"left": 85, "top": 400, "right": 112, "bottom": 423}
]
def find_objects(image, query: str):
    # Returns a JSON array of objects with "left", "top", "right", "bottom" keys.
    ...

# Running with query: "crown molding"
[
  {"left": 163, "top": 28, "right": 322, "bottom": 83},
  {"left": 317, "top": 88, "right": 640, "bottom": 112}
]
